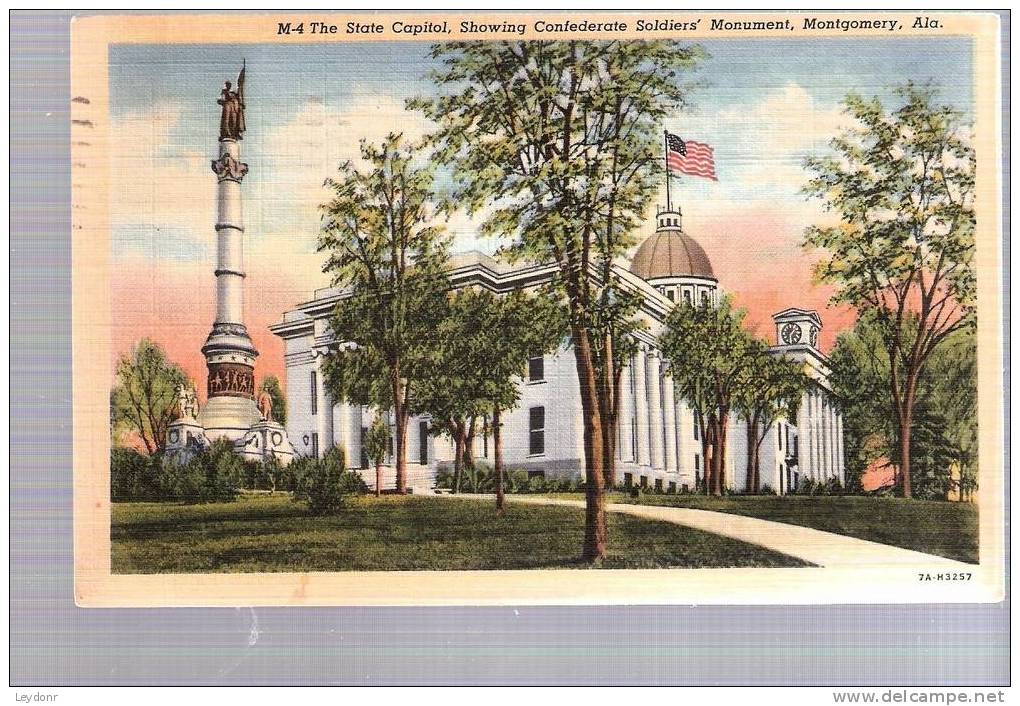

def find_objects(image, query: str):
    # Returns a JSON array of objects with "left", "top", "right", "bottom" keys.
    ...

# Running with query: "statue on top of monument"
[
  {"left": 176, "top": 383, "right": 200, "bottom": 421},
  {"left": 217, "top": 60, "right": 246, "bottom": 140},
  {"left": 257, "top": 390, "right": 274, "bottom": 423}
]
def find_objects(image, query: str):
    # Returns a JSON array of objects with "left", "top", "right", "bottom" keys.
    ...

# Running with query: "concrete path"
[{"left": 449, "top": 494, "right": 968, "bottom": 568}]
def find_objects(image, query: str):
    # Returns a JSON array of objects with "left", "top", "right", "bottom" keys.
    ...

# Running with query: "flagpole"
[{"left": 664, "top": 130, "right": 671, "bottom": 212}]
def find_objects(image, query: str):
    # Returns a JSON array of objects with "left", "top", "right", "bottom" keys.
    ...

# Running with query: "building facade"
[{"left": 271, "top": 209, "right": 845, "bottom": 493}]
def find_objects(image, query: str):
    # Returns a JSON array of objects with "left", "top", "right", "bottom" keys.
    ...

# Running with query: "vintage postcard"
[{"left": 71, "top": 11, "right": 1005, "bottom": 606}]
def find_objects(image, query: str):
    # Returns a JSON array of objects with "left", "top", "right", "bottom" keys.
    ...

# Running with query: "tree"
[
  {"left": 803, "top": 83, "right": 975, "bottom": 498},
  {"left": 317, "top": 133, "right": 451, "bottom": 494},
  {"left": 735, "top": 343, "right": 807, "bottom": 493},
  {"left": 257, "top": 375, "right": 287, "bottom": 425},
  {"left": 111, "top": 338, "right": 190, "bottom": 454},
  {"left": 414, "top": 40, "right": 706, "bottom": 561},
  {"left": 416, "top": 288, "right": 566, "bottom": 507},
  {"left": 828, "top": 311, "right": 977, "bottom": 499},
  {"left": 363, "top": 414, "right": 391, "bottom": 497},
  {"left": 660, "top": 296, "right": 756, "bottom": 496}
]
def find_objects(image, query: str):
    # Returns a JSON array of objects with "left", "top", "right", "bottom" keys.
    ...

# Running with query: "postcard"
[{"left": 71, "top": 11, "right": 1005, "bottom": 606}]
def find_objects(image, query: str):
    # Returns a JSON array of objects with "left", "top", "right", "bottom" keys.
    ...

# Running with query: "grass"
[
  {"left": 548, "top": 493, "right": 977, "bottom": 564},
  {"left": 111, "top": 493, "right": 810, "bottom": 573}
]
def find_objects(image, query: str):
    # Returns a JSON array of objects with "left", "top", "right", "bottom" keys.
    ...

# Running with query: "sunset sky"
[{"left": 108, "top": 37, "right": 973, "bottom": 396}]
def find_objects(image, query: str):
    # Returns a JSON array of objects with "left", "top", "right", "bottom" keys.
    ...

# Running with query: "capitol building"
[{"left": 271, "top": 208, "right": 846, "bottom": 495}]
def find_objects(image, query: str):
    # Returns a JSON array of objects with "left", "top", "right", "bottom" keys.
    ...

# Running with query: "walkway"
[{"left": 450, "top": 494, "right": 969, "bottom": 568}]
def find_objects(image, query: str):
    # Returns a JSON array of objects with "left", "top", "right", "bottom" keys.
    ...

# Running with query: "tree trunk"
[
  {"left": 493, "top": 404, "right": 505, "bottom": 514},
  {"left": 452, "top": 419, "right": 466, "bottom": 494},
  {"left": 375, "top": 461, "right": 382, "bottom": 498},
  {"left": 745, "top": 419, "right": 757, "bottom": 494},
  {"left": 464, "top": 415, "right": 477, "bottom": 492},
  {"left": 391, "top": 368, "right": 407, "bottom": 494},
  {"left": 899, "top": 410, "right": 913, "bottom": 499},
  {"left": 599, "top": 333, "right": 618, "bottom": 489},
  {"left": 573, "top": 326, "right": 607, "bottom": 563}
]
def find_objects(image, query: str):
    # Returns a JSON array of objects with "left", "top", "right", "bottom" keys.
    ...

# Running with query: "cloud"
[{"left": 109, "top": 103, "right": 213, "bottom": 261}]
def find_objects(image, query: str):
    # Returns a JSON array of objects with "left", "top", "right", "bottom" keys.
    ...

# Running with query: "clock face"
[
  {"left": 810, "top": 326, "right": 819, "bottom": 347},
  {"left": 781, "top": 323, "right": 802, "bottom": 345}
]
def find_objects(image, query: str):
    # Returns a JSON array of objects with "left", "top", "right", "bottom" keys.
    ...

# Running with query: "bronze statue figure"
[{"left": 217, "top": 61, "right": 246, "bottom": 140}]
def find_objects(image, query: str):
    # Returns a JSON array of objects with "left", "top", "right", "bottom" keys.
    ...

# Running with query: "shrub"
[
  {"left": 110, "top": 447, "right": 162, "bottom": 502},
  {"left": 526, "top": 475, "right": 547, "bottom": 493},
  {"left": 293, "top": 447, "right": 365, "bottom": 515},
  {"left": 759, "top": 483, "right": 777, "bottom": 496}
]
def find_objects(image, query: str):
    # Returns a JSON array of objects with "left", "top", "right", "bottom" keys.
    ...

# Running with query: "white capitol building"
[{"left": 271, "top": 208, "right": 846, "bottom": 495}]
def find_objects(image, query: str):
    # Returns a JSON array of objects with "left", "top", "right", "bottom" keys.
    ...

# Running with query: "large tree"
[
  {"left": 111, "top": 338, "right": 190, "bottom": 454},
  {"left": 803, "top": 83, "right": 975, "bottom": 498},
  {"left": 660, "top": 296, "right": 756, "bottom": 496},
  {"left": 734, "top": 342, "right": 807, "bottom": 494},
  {"left": 829, "top": 311, "right": 977, "bottom": 500},
  {"left": 317, "top": 133, "right": 450, "bottom": 494},
  {"left": 414, "top": 40, "right": 705, "bottom": 561}
]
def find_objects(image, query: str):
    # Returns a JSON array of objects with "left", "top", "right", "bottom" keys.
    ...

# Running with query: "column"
[
  {"left": 315, "top": 354, "right": 329, "bottom": 458},
  {"left": 619, "top": 362, "right": 634, "bottom": 463},
  {"left": 662, "top": 374, "right": 678, "bottom": 473},
  {"left": 647, "top": 352, "right": 665, "bottom": 471},
  {"left": 333, "top": 401, "right": 352, "bottom": 464},
  {"left": 836, "top": 411, "right": 845, "bottom": 484},
  {"left": 820, "top": 396, "right": 830, "bottom": 479},
  {"left": 830, "top": 405, "right": 839, "bottom": 481},
  {"left": 634, "top": 347, "right": 650, "bottom": 467},
  {"left": 810, "top": 391, "right": 820, "bottom": 479}
]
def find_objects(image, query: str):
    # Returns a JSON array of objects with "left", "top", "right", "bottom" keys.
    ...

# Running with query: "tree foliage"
[
  {"left": 413, "top": 39, "right": 706, "bottom": 561},
  {"left": 734, "top": 342, "right": 808, "bottom": 493},
  {"left": 828, "top": 312, "right": 977, "bottom": 500},
  {"left": 111, "top": 338, "right": 190, "bottom": 454},
  {"left": 660, "top": 296, "right": 757, "bottom": 496},
  {"left": 317, "top": 133, "right": 451, "bottom": 494},
  {"left": 803, "top": 82, "right": 975, "bottom": 497}
]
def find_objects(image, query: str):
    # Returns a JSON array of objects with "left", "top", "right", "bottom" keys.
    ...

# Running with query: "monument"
[{"left": 165, "top": 62, "right": 295, "bottom": 465}]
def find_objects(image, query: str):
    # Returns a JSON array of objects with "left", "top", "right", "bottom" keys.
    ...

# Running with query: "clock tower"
[{"left": 773, "top": 308, "right": 823, "bottom": 350}]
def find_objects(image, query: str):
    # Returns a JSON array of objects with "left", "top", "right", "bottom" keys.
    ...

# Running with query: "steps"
[{"left": 354, "top": 463, "right": 437, "bottom": 494}]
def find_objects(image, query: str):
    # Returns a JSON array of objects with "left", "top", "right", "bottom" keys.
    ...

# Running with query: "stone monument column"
[{"left": 198, "top": 69, "right": 261, "bottom": 441}]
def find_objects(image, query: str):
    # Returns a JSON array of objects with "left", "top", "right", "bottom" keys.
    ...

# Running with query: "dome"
[{"left": 629, "top": 229, "right": 715, "bottom": 281}]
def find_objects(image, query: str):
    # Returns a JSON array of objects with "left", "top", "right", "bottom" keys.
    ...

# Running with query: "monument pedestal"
[
  {"left": 235, "top": 420, "right": 296, "bottom": 465},
  {"left": 164, "top": 418, "right": 210, "bottom": 465}
]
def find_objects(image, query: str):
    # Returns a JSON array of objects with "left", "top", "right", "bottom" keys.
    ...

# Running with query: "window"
[
  {"left": 419, "top": 421, "right": 429, "bottom": 465},
  {"left": 694, "top": 454, "right": 700, "bottom": 471},
  {"left": 693, "top": 411, "right": 700, "bottom": 440},
  {"left": 654, "top": 478, "right": 663, "bottom": 492},
  {"left": 311, "top": 432, "right": 319, "bottom": 459},
  {"left": 528, "top": 470, "right": 545, "bottom": 480},
  {"left": 683, "top": 290, "right": 693, "bottom": 305},
  {"left": 310, "top": 370, "right": 318, "bottom": 415},
  {"left": 778, "top": 423, "right": 783, "bottom": 449},
  {"left": 666, "top": 289, "right": 675, "bottom": 301},
  {"left": 528, "top": 355, "right": 545, "bottom": 382},
  {"left": 785, "top": 425, "right": 790, "bottom": 454},
  {"left": 668, "top": 481, "right": 677, "bottom": 494},
  {"left": 359, "top": 427, "right": 369, "bottom": 468},
  {"left": 528, "top": 406, "right": 545, "bottom": 456},
  {"left": 623, "top": 472, "right": 633, "bottom": 488},
  {"left": 701, "top": 291, "right": 710, "bottom": 307},
  {"left": 640, "top": 475, "right": 648, "bottom": 488}
]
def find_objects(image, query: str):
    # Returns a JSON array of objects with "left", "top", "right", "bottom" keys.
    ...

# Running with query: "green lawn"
[
  {"left": 581, "top": 493, "right": 977, "bottom": 564},
  {"left": 111, "top": 494, "right": 810, "bottom": 573}
]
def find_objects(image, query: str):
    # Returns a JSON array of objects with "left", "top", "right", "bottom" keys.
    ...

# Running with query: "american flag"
[{"left": 666, "top": 132, "right": 717, "bottom": 181}]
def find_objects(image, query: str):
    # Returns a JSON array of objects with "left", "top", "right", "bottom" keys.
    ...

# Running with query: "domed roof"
[{"left": 630, "top": 229, "right": 715, "bottom": 281}]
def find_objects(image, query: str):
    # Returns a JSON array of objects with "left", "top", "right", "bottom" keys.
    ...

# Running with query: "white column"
[
  {"left": 647, "top": 352, "right": 664, "bottom": 471},
  {"left": 830, "top": 405, "right": 839, "bottom": 481},
  {"left": 333, "top": 401, "right": 352, "bottom": 464},
  {"left": 214, "top": 139, "right": 246, "bottom": 325},
  {"left": 820, "top": 396, "right": 831, "bottom": 479},
  {"left": 314, "top": 355, "right": 329, "bottom": 458},
  {"left": 662, "top": 374, "right": 677, "bottom": 473},
  {"left": 619, "top": 362, "right": 634, "bottom": 463},
  {"left": 810, "top": 391, "right": 820, "bottom": 479},
  {"left": 634, "top": 347, "right": 650, "bottom": 467},
  {"left": 836, "top": 411, "right": 845, "bottom": 484}
]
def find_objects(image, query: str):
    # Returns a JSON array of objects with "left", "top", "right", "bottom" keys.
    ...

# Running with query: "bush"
[
  {"left": 292, "top": 447, "right": 366, "bottom": 515},
  {"left": 111, "top": 447, "right": 162, "bottom": 502},
  {"left": 759, "top": 483, "right": 777, "bottom": 496}
]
